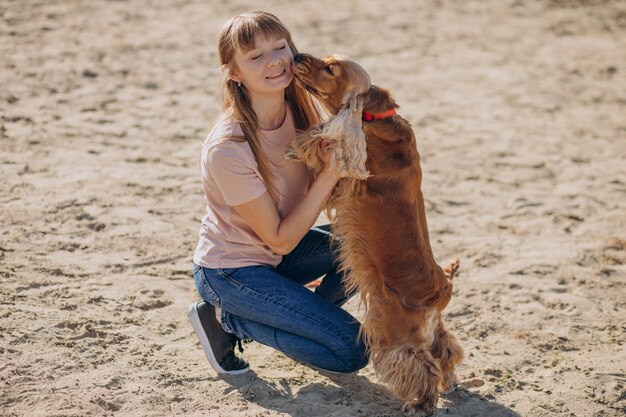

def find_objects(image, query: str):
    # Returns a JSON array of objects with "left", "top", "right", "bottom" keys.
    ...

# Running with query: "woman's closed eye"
[{"left": 251, "top": 45, "right": 285, "bottom": 60}]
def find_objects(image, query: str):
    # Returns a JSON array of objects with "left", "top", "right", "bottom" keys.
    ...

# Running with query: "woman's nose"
[{"left": 268, "top": 51, "right": 282, "bottom": 67}]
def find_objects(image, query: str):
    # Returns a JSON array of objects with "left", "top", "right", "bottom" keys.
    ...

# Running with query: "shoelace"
[{"left": 236, "top": 338, "right": 253, "bottom": 353}]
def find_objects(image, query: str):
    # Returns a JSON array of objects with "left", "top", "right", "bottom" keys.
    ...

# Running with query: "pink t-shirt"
[{"left": 193, "top": 106, "right": 311, "bottom": 268}]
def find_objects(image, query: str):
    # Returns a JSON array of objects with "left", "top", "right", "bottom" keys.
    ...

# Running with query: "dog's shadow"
[{"left": 219, "top": 364, "right": 521, "bottom": 417}]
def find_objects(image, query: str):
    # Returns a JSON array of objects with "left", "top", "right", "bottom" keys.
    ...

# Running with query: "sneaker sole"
[{"left": 188, "top": 302, "right": 250, "bottom": 375}]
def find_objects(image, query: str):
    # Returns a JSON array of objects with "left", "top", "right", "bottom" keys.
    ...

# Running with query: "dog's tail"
[{"left": 443, "top": 257, "right": 460, "bottom": 281}]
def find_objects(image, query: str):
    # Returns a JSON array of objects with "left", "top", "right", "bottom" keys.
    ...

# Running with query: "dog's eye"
[{"left": 324, "top": 65, "right": 334, "bottom": 75}]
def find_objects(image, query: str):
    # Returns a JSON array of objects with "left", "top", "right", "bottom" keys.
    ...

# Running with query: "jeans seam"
[
  {"left": 198, "top": 266, "right": 221, "bottom": 307},
  {"left": 220, "top": 309, "right": 233, "bottom": 333},
  {"left": 216, "top": 268, "right": 244, "bottom": 289}
]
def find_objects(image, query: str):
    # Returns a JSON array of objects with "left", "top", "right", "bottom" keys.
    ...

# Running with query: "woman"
[{"left": 188, "top": 11, "right": 369, "bottom": 375}]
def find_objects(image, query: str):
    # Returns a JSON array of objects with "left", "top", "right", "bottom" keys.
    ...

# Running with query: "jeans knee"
[
  {"left": 351, "top": 340, "right": 370, "bottom": 371},
  {"left": 337, "top": 338, "right": 369, "bottom": 373}
]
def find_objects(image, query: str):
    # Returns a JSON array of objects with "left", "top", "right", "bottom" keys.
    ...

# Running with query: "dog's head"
[
  {"left": 291, "top": 53, "right": 371, "bottom": 180},
  {"left": 292, "top": 53, "right": 371, "bottom": 114}
]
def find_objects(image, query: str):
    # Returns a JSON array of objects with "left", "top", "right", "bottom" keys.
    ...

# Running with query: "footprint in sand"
[{"left": 133, "top": 289, "right": 172, "bottom": 311}]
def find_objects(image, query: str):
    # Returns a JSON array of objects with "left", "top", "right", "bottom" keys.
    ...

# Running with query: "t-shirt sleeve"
[{"left": 206, "top": 144, "right": 267, "bottom": 206}]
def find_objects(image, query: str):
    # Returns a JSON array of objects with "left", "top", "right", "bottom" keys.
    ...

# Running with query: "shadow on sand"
[{"left": 218, "top": 364, "right": 520, "bottom": 417}]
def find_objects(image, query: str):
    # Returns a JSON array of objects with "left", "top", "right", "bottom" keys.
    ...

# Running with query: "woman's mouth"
[{"left": 265, "top": 69, "right": 286, "bottom": 79}]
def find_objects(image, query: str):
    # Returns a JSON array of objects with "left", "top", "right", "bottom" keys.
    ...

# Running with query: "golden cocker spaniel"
[{"left": 286, "top": 53, "right": 463, "bottom": 416}]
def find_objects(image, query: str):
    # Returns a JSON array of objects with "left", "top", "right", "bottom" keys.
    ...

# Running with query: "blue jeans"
[{"left": 193, "top": 225, "right": 369, "bottom": 373}]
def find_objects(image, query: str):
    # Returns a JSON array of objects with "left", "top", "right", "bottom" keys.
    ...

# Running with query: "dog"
[{"left": 286, "top": 53, "right": 463, "bottom": 416}]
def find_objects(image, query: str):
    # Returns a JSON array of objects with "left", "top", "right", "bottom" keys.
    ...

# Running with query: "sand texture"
[{"left": 1, "top": 0, "right": 625, "bottom": 416}]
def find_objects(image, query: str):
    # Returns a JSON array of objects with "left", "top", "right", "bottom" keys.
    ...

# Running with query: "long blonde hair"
[{"left": 217, "top": 11, "right": 321, "bottom": 201}]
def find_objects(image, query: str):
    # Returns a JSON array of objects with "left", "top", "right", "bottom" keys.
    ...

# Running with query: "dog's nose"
[{"left": 293, "top": 53, "right": 304, "bottom": 64}]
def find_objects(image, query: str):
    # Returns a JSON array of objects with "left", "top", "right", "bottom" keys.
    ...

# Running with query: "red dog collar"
[{"left": 362, "top": 108, "right": 397, "bottom": 122}]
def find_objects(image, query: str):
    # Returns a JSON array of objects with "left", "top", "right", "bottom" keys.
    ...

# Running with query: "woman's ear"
[{"left": 222, "top": 64, "right": 241, "bottom": 83}]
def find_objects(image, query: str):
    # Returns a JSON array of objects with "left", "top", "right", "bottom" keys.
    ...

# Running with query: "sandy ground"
[{"left": 1, "top": 0, "right": 625, "bottom": 416}]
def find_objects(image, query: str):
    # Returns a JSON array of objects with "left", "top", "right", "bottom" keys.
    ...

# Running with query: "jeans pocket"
[
  {"left": 217, "top": 267, "right": 244, "bottom": 289},
  {"left": 194, "top": 265, "right": 221, "bottom": 307}
]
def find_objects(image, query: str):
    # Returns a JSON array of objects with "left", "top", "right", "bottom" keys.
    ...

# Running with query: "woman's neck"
[{"left": 249, "top": 90, "right": 287, "bottom": 131}]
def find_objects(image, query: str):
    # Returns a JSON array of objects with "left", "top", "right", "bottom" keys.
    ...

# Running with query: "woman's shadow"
[{"left": 219, "top": 362, "right": 521, "bottom": 417}]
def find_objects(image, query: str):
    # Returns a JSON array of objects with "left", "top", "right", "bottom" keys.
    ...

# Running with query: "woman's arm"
[{"left": 234, "top": 169, "right": 339, "bottom": 255}]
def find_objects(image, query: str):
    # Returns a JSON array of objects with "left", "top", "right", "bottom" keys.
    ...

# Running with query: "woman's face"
[{"left": 230, "top": 34, "right": 294, "bottom": 95}]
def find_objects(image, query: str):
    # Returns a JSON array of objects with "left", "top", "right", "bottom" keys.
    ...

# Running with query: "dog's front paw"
[
  {"left": 282, "top": 148, "right": 300, "bottom": 161},
  {"left": 402, "top": 396, "right": 437, "bottom": 417},
  {"left": 439, "top": 372, "right": 459, "bottom": 394}
]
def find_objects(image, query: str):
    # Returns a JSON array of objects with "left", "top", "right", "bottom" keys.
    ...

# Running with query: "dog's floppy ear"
[
  {"left": 334, "top": 95, "right": 369, "bottom": 179},
  {"left": 310, "top": 95, "right": 369, "bottom": 180}
]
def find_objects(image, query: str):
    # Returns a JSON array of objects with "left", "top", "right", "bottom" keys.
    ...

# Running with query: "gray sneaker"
[{"left": 188, "top": 301, "right": 250, "bottom": 375}]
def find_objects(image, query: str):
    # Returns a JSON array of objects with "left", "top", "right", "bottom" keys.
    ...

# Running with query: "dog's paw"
[
  {"left": 443, "top": 257, "right": 460, "bottom": 280},
  {"left": 439, "top": 372, "right": 459, "bottom": 394},
  {"left": 402, "top": 397, "right": 437, "bottom": 417}
]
